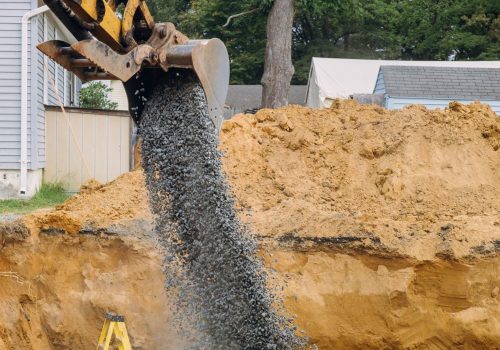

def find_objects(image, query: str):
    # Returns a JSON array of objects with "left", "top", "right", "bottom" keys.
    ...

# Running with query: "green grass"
[{"left": 0, "top": 183, "right": 71, "bottom": 214}]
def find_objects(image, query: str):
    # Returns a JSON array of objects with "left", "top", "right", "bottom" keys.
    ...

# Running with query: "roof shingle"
[{"left": 379, "top": 66, "right": 500, "bottom": 100}]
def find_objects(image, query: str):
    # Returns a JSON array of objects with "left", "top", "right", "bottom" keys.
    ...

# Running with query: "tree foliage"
[
  {"left": 148, "top": 0, "right": 190, "bottom": 24},
  {"left": 395, "top": 0, "right": 500, "bottom": 60},
  {"left": 177, "top": 0, "right": 268, "bottom": 84},
  {"left": 151, "top": 0, "right": 499, "bottom": 84},
  {"left": 292, "top": 0, "right": 402, "bottom": 82},
  {"left": 79, "top": 82, "right": 118, "bottom": 110}
]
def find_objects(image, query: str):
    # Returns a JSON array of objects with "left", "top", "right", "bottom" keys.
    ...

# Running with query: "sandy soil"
[
  {"left": 221, "top": 100, "right": 500, "bottom": 260},
  {"left": 0, "top": 100, "right": 499, "bottom": 349},
  {"left": 1, "top": 230, "right": 499, "bottom": 349},
  {"left": 24, "top": 171, "right": 152, "bottom": 238},
  {"left": 0, "top": 234, "right": 181, "bottom": 350}
]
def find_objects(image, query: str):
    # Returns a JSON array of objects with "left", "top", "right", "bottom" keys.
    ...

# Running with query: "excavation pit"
[{"left": 0, "top": 100, "right": 499, "bottom": 349}]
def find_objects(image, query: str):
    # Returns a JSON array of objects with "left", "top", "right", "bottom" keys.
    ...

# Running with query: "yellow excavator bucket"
[{"left": 38, "top": 0, "right": 229, "bottom": 129}]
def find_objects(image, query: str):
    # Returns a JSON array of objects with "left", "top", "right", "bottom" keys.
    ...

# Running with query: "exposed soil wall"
[
  {"left": 0, "top": 100, "right": 499, "bottom": 349},
  {"left": 1, "top": 232, "right": 499, "bottom": 349},
  {"left": 271, "top": 251, "right": 500, "bottom": 349},
  {"left": 0, "top": 234, "right": 178, "bottom": 350}
]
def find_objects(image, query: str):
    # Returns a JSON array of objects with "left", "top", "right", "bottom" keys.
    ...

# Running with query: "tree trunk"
[{"left": 261, "top": 0, "right": 295, "bottom": 108}]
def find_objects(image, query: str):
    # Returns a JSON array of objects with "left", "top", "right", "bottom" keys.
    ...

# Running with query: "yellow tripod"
[{"left": 97, "top": 312, "right": 132, "bottom": 350}]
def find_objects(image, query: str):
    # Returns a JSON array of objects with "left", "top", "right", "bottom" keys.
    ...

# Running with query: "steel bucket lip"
[{"left": 192, "top": 38, "right": 230, "bottom": 131}]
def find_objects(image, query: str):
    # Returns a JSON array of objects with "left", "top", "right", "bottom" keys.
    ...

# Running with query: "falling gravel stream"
[{"left": 139, "top": 72, "right": 303, "bottom": 349}]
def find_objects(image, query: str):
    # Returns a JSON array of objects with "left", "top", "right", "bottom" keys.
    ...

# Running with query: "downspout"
[{"left": 21, "top": 5, "right": 49, "bottom": 195}]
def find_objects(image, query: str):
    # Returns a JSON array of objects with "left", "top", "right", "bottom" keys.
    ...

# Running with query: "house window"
[
  {"left": 54, "top": 27, "right": 58, "bottom": 101},
  {"left": 69, "top": 73, "right": 76, "bottom": 106},
  {"left": 63, "top": 69, "right": 67, "bottom": 105}
]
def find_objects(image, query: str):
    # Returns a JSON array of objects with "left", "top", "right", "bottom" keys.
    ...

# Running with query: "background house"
[
  {"left": 374, "top": 66, "right": 500, "bottom": 114},
  {"left": 0, "top": 1, "right": 81, "bottom": 198},
  {"left": 306, "top": 58, "right": 500, "bottom": 108}
]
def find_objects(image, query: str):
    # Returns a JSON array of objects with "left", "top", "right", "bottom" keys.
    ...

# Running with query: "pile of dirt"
[
  {"left": 27, "top": 100, "right": 500, "bottom": 260},
  {"left": 220, "top": 100, "right": 500, "bottom": 259},
  {"left": 27, "top": 171, "right": 150, "bottom": 236}
]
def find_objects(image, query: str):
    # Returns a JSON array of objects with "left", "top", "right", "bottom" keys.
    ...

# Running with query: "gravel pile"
[{"left": 139, "top": 71, "right": 303, "bottom": 349}]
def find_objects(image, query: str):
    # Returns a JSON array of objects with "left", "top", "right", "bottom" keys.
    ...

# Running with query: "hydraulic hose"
[{"left": 43, "top": 0, "right": 92, "bottom": 41}]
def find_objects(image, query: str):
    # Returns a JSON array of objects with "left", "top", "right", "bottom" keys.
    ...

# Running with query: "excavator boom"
[{"left": 37, "top": 0, "right": 229, "bottom": 129}]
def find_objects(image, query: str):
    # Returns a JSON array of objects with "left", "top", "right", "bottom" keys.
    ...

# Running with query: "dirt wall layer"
[{"left": 0, "top": 231, "right": 499, "bottom": 349}]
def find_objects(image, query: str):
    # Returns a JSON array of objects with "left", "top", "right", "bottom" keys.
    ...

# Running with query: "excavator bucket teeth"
[
  {"left": 37, "top": 40, "right": 90, "bottom": 82},
  {"left": 40, "top": 33, "right": 229, "bottom": 130},
  {"left": 71, "top": 40, "right": 146, "bottom": 82},
  {"left": 38, "top": 40, "right": 118, "bottom": 81}
]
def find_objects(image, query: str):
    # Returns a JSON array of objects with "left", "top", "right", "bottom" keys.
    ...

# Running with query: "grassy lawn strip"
[{"left": 0, "top": 183, "right": 70, "bottom": 214}]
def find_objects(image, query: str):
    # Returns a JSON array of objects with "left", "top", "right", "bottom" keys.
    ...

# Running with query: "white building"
[
  {"left": 0, "top": 1, "right": 81, "bottom": 198},
  {"left": 306, "top": 58, "right": 500, "bottom": 108}
]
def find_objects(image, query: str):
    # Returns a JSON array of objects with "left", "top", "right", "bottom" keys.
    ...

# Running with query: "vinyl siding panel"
[
  {"left": 37, "top": 14, "right": 82, "bottom": 167},
  {"left": 386, "top": 97, "right": 500, "bottom": 115},
  {"left": 36, "top": 14, "right": 46, "bottom": 167},
  {"left": 0, "top": 2, "right": 80, "bottom": 170},
  {"left": 45, "top": 17, "right": 65, "bottom": 106},
  {"left": 0, "top": 148, "right": 25, "bottom": 156},
  {"left": 0, "top": 79, "right": 22, "bottom": 87},
  {"left": 2, "top": 30, "right": 22, "bottom": 38},
  {"left": 46, "top": 17, "right": 57, "bottom": 105},
  {"left": 0, "top": 0, "right": 32, "bottom": 169},
  {"left": 109, "top": 81, "right": 129, "bottom": 110},
  {"left": 2, "top": 3, "right": 35, "bottom": 9},
  {"left": 0, "top": 128, "right": 21, "bottom": 136},
  {"left": 56, "top": 53, "right": 64, "bottom": 100},
  {"left": 75, "top": 78, "right": 82, "bottom": 106}
]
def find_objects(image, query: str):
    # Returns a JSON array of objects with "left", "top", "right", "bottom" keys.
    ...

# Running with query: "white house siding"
[
  {"left": 34, "top": 12, "right": 73, "bottom": 169},
  {"left": 109, "top": 80, "right": 129, "bottom": 111},
  {"left": 0, "top": 0, "right": 80, "bottom": 198},
  {"left": 35, "top": 14, "right": 46, "bottom": 167},
  {"left": 0, "top": 0, "right": 33, "bottom": 170},
  {"left": 386, "top": 97, "right": 500, "bottom": 115}
]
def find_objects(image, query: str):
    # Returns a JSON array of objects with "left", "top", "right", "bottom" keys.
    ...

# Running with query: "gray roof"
[{"left": 379, "top": 66, "right": 500, "bottom": 100}]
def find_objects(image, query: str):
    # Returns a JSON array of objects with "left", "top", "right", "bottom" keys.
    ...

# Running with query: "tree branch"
[{"left": 223, "top": 8, "right": 259, "bottom": 27}]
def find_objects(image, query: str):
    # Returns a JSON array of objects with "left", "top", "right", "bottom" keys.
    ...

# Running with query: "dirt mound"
[
  {"left": 220, "top": 100, "right": 500, "bottom": 259},
  {"left": 27, "top": 171, "right": 150, "bottom": 236},
  {"left": 27, "top": 99, "right": 500, "bottom": 259}
]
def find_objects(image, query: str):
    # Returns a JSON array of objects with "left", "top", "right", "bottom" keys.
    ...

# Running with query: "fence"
[{"left": 45, "top": 106, "right": 132, "bottom": 192}]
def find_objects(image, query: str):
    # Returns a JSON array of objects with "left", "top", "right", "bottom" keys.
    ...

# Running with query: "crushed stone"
[{"left": 139, "top": 71, "right": 304, "bottom": 349}]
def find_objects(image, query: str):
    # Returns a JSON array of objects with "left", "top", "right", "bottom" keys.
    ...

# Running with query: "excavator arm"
[{"left": 37, "top": 0, "right": 229, "bottom": 129}]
